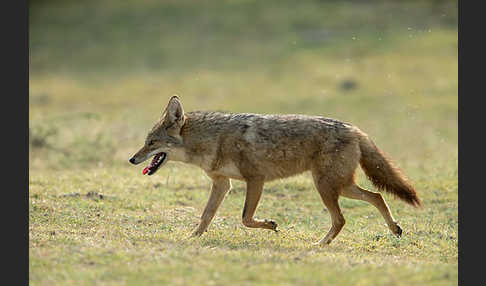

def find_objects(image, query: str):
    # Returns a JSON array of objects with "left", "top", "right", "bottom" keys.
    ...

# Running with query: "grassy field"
[{"left": 29, "top": 0, "right": 457, "bottom": 285}]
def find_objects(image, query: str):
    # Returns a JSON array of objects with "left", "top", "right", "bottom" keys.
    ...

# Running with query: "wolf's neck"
[
  {"left": 166, "top": 146, "right": 187, "bottom": 163},
  {"left": 175, "top": 113, "right": 224, "bottom": 169}
]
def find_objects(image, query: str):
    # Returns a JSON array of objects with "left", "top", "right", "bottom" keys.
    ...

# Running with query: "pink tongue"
[{"left": 142, "top": 167, "right": 150, "bottom": 175}]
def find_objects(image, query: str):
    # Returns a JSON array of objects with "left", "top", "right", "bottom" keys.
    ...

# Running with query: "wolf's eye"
[{"left": 148, "top": 140, "right": 155, "bottom": 146}]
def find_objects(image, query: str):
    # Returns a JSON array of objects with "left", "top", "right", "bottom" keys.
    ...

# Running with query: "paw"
[
  {"left": 312, "top": 238, "right": 332, "bottom": 246},
  {"left": 313, "top": 233, "right": 334, "bottom": 246},
  {"left": 264, "top": 219, "right": 279, "bottom": 232},
  {"left": 191, "top": 229, "right": 205, "bottom": 237},
  {"left": 391, "top": 222, "right": 403, "bottom": 238}
]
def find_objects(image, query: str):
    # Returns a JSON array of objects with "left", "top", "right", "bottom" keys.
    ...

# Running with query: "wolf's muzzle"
[{"left": 129, "top": 157, "right": 137, "bottom": 165}]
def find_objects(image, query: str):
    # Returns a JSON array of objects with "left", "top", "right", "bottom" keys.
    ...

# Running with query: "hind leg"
[
  {"left": 311, "top": 172, "right": 346, "bottom": 245},
  {"left": 310, "top": 142, "right": 363, "bottom": 245},
  {"left": 341, "top": 184, "right": 402, "bottom": 237}
]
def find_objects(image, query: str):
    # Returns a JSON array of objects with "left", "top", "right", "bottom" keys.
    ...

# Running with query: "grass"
[{"left": 29, "top": 0, "right": 457, "bottom": 285}]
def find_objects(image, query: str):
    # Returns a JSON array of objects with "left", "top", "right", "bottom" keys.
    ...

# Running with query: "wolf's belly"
[{"left": 211, "top": 161, "right": 245, "bottom": 180}]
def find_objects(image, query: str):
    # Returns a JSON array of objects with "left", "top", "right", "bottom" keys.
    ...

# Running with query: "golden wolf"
[{"left": 129, "top": 96, "right": 421, "bottom": 245}]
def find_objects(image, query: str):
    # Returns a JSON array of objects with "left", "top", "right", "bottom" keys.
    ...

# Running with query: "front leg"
[
  {"left": 192, "top": 175, "right": 231, "bottom": 236},
  {"left": 241, "top": 178, "right": 278, "bottom": 232}
]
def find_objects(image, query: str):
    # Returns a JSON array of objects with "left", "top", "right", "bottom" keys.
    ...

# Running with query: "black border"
[
  {"left": 2, "top": 0, "right": 29, "bottom": 284},
  {"left": 458, "top": 0, "right": 480, "bottom": 285}
]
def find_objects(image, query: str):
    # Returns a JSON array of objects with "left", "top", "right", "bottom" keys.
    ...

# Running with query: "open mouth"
[{"left": 142, "top": 152, "right": 167, "bottom": 176}]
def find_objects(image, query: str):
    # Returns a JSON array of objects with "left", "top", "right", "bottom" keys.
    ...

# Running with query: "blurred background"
[{"left": 29, "top": 0, "right": 457, "bottom": 180}]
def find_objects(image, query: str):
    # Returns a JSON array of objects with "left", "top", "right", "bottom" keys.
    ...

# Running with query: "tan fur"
[{"left": 129, "top": 96, "right": 421, "bottom": 245}]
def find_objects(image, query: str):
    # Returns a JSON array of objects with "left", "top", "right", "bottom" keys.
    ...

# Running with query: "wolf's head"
[{"left": 129, "top": 95, "right": 185, "bottom": 175}]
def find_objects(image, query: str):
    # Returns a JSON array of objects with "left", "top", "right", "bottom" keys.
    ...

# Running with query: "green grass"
[{"left": 29, "top": 0, "right": 457, "bottom": 285}]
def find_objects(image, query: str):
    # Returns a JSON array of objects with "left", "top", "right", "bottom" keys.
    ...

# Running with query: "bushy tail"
[{"left": 358, "top": 132, "right": 421, "bottom": 207}]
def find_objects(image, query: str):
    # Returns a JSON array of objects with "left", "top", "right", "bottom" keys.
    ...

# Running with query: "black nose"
[{"left": 129, "top": 158, "right": 136, "bottom": 164}]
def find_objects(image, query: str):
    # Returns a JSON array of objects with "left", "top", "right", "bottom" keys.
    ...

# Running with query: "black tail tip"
[{"left": 408, "top": 196, "right": 423, "bottom": 208}]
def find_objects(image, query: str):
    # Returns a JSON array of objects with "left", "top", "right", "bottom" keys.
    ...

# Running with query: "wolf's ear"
[{"left": 164, "top": 95, "right": 185, "bottom": 127}]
